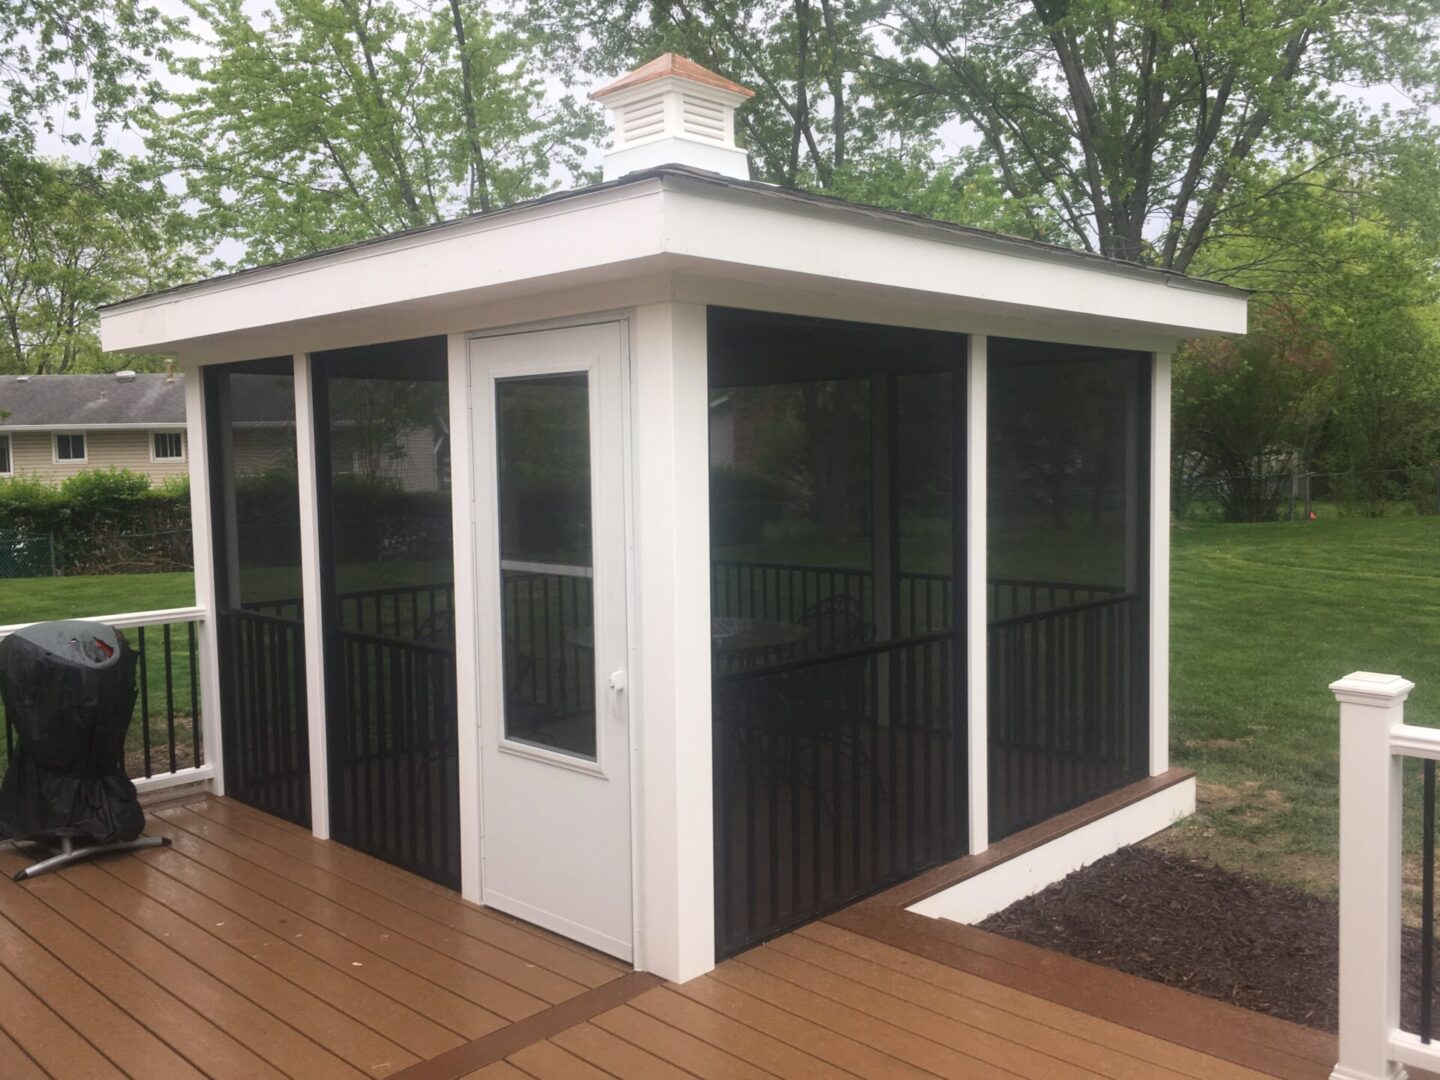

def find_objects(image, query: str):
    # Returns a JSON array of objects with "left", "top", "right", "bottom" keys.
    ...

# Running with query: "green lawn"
[
  {"left": 1157, "top": 514, "right": 1440, "bottom": 903},
  {"left": 0, "top": 571, "right": 197, "bottom": 626}
]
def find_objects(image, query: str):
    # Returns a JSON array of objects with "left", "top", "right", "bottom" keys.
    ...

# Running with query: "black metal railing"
[
  {"left": 246, "top": 582, "right": 457, "bottom": 643},
  {"left": 713, "top": 629, "right": 965, "bottom": 958},
  {"left": 1, "top": 613, "right": 206, "bottom": 784},
  {"left": 216, "top": 608, "right": 311, "bottom": 827},
  {"left": 329, "top": 627, "right": 460, "bottom": 888},
  {"left": 987, "top": 592, "right": 1146, "bottom": 838},
  {"left": 502, "top": 570, "right": 595, "bottom": 719}
]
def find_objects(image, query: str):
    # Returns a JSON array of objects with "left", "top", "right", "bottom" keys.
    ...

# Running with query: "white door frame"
[{"left": 452, "top": 312, "right": 641, "bottom": 962}]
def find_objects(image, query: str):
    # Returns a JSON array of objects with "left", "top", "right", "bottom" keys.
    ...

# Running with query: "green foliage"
[
  {"left": 158, "top": 0, "right": 604, "bottom": 263},
  {"left": 0, "top": 0, "right": 179, "bottom": 169},
  {"left": 0, "top": 157, "right": 197, "bottom": 374},
  {"left": 0, "top": 469, "right": 192, "bottom": 571},
  {"left": 878, "top": 0, "right": 1440, "bottom": 270}
]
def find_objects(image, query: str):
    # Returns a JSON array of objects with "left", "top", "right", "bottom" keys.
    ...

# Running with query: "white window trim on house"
[
  {"left": 53, "top": 432, "right": 88, "bottom": 464},
  {"left": 0, "top": 433, "right": 11, "bottom": 476},
  {"left": 151, "top": 429, "right": 186, "bottom": 462}
]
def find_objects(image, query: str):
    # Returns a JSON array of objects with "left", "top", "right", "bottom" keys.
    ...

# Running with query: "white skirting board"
[{"left": 907, "top": 776, "right": 1197, "bottom": 925}]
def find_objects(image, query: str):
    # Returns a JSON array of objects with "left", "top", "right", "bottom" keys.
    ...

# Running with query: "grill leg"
[{"left": 12, "top": 835, "right": 172, "bottom": 882}]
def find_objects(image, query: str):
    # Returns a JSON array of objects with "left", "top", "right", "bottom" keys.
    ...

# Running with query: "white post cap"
[{"left": 1329, "top": 671, "right": 1415, "bottom": 706}]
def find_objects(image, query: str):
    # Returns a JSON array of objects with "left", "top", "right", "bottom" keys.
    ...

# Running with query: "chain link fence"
[{"left": 0, "top": 529, "right": 192, "bottom": 579}]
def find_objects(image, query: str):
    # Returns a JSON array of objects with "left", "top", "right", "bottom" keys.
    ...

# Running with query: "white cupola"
[{"left": 590, "top": 53, "right": 754, "bottom": 181}]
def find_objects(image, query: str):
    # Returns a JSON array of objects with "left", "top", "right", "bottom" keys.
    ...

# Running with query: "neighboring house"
[
  {"left": 98, "top": 54, "right": 1249, "bottom": 986},
  {"left": 0, "top": 370, "right": 188, "bottom": 484}
]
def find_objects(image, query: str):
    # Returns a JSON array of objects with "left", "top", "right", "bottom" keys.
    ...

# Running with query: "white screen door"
[{"left": 469, "top": 321, "right": 633, "bottom": 960}]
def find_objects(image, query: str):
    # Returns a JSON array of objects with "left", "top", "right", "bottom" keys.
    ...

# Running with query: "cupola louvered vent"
[
  {"left": 590, "top": 54, "right": 753, "bottom": 180},
  {"left": 619, "top": 93, "right": 667, "bottom": 142},
  {"left": 680, "top": 94, "right": 726, "bottom": 142}
]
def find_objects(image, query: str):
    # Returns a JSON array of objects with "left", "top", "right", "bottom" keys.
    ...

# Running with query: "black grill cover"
[{"left": 0, "top": 620, "right": 144, "bottom": 843}]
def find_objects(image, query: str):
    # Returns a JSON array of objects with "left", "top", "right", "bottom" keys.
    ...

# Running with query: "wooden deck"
[{"left": 0, "top": 792, "right": 1338, "bottom": 1079}]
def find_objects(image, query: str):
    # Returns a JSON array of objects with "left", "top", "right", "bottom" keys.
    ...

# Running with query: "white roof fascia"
[
  {"left": 659, "top": 180, "right": 1247, "bottom": 337},
  {"left": 100, "top": 181, "right": 669, "bottom": 354},
  {"left": 101, "top": 170, "right": 1246, "bottom": 356}
]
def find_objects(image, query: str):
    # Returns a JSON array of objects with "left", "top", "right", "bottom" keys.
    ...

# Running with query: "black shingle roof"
[{"left": 0, "top": 373, "right": 185, "bottom": 428}]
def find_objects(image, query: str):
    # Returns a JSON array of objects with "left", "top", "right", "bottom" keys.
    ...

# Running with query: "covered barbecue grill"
[{"left": 0, "top": 619, "right": 169, "bottom": 880}]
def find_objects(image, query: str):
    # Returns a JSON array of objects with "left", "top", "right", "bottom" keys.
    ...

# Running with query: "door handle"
[{"left": 608, "top": 670, "right": 627, "bottom": 693}]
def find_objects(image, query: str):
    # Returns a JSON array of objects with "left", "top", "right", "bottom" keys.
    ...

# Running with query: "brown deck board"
[
  {"left": 0, "top": 942, "right": 129, "bottom": 1080},
  {"left": 191, "top": 799, "right": 624, "bottom": 987},
  {"left": 506, "top": 1040, "right": 613, "bottom": 1079},
  {"left": 0, "top": 900, "right": 203, "bottom": 1079},
  {"left": 0, "top": 851, "right": 361, "bottom": 1079},
  {"left": 0, "top": 851, "right": 281, "bottom": 1080},
  {"left": 0, "top": 1023, "right": 46, "bottom": 1080},
  {"left": 633, "top": 984, "right": 853, "bottom": 1078},
  {"left": 796, "top": 922, "right": 1264, "bottom": 1080},
  {"left": 144, "top": 814, "right": 532, "bottom": 1025},
  {"left": 159, "top": 807, "right": 580, "bottom": 1009},
  {"left": 771, "top": 928, "right": 1195, "bottom": 1080},
  {"left": 54, "top": 856, "right": 414, "bottom": 1076},
  {"left": 0, "top": 789, "right": 1339, "bottom": 1079},
  {"left": 741, "top": 940, "right": 1106, "bottom": 1079},
  {"left": 709, "top": 957, "right": 1017, "bottom": 1078},
  {"left": 98, "top": 852, "right": 463, "bottom": 1061},
  {"left": 677, "top": 967, "right": 932, "bottom": 1078},
  {"left": 551, "top": 1020, "right": 695, "bottom": 1077},
  {"left": 590, "top": 1002, "right": 774, "bottom": 1079}
]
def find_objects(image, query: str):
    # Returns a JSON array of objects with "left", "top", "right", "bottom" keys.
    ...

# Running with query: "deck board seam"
[
  {"left": 826, "top": 909, "right": 1322, "bottom": 1080},
  {"left": 157, "top": 808, "right": 585, "bottom": 1008},
  {"left": 15, "top": 852, "right": 371, "bottom": 1080},
  {"left": 164, "top": 806, "right": 602, "bottom": 998},
  {"left": 139, "top": 816, "right": 521, "bottom": 1026},
  {"left": 54, "top": 854, "right": 390, "bottom": 1077},
  {"left": 0, "top": 905, "right": 154, "bottom": 1080},
  {"left": 196, "top": 800, "right": 628, "bottom": 979},
  {"left": 91, "top": 849, "right": 464, "bottom": 1059},
  {"left": 390, "top": 971, "right": 661, "bottom": 1080},
  {"left": 731, "top": 947, "right": 1071, "bottom": 1077},
  {"left": 757, "top": 932, "right": 1178, "bottom": 1079}
]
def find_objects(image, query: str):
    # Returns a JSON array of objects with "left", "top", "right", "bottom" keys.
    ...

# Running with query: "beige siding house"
[{"left": 0, "top": 371, "right": 188, "bottom": 484}]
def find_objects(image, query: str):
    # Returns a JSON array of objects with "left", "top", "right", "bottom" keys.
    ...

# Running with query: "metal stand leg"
[{"left": 12, "top": 834, "right": 172, "bottom": 882}]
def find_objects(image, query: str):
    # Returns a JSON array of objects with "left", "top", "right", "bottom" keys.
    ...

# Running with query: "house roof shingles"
[{"left": 0, "top": 374, "right": 185, "bottom": 429}]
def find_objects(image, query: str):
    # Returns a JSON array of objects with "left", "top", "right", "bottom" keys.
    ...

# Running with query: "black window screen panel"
[
  {"left": 987, "top": 340, "right": 1151, "bottom": 839},
  {"left": 205, "top": 358, "right": 311, "bottom": 827},
  {"left": 708, "top": 308, "right": 968, "bottom": 959},
  {"left": 313, "top": 338, "right": 460, "bottom": 889}
]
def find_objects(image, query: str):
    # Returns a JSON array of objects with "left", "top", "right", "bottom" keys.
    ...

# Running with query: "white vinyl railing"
[
  {"left": 0, "top": 607, "right": 216, "bottom": 794},
  {"left": 1332, "top": 670, "right": 1432, "bottom": 1080}
]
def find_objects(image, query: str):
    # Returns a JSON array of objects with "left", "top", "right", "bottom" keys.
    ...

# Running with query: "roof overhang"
[{"left": 100, "top": 169, "right": 1248, "bottom": 357}]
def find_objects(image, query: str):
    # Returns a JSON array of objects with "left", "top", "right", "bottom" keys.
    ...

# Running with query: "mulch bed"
[{"left": 978, "top": 845, "right": 1429, "bottom": 1034}]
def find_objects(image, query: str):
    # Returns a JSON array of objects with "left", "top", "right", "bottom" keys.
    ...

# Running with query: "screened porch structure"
[{"left": 98, "top": 55, "right": 1248, "bottom": 985}]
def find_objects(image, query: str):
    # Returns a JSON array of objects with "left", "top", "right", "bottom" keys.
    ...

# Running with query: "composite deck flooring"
[{"left": 0, "top": 790, "right": 1338, "bottom": 1079}]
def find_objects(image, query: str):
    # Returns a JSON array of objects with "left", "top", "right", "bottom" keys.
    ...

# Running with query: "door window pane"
[{"left": 495, "top": 372, "right": 596, "bottom": 759}]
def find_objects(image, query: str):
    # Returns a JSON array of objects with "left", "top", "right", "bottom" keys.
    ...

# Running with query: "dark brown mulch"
[{"left": 977, "top": 845, "right": 1428, "bottom": 1034}]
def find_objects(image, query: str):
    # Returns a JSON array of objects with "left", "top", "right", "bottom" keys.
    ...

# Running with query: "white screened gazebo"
[{"left": 99, "top": 55, "right": 1248, "bottom": 983}]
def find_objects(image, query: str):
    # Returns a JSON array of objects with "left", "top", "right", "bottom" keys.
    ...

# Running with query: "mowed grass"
[
  {"left": 1156, "top": 514, "right": 1440, "bottom": 902},
  {"left": 0, "top": 571, "right": 197, "bottom": 627}
]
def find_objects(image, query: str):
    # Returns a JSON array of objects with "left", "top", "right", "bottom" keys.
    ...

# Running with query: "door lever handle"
[{"left": 608, "top": 670, "right": 627, "bottom": 693}]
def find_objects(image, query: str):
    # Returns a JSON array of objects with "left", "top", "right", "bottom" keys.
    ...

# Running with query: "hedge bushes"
[{"left": 0, "top": 469, "right": 192, "bottom": 574}]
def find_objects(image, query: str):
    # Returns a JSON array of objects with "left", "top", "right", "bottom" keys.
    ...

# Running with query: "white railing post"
[{"left": 1331, "top": 671, "right": 1414, "bottom": 1080}]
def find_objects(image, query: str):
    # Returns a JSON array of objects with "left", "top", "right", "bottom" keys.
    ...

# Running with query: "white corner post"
[
  {"left": 1149, "top": 351, "right": 1172, "bottom": 776},
  {"left": 183, "top": 365, "right": 225, "bottom": 796},
  {"left": 966, "top": 334, "right": 988, "bottom": 855},
  {"left": 630, "top": 300, "right": 714, "bottom": 981},
  {"left": 292, "top": 353, "right": 330, "bottom": 838},
  {"left": 446, "top": 332, "right": 484, "bottom": 905},
  {"left": 1331, "top": 671, "right": 1413, "bottom": 1080}
]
